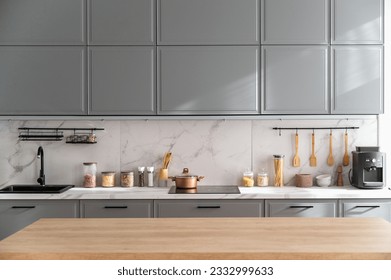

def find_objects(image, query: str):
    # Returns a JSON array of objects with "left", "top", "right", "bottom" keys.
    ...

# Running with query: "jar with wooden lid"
[
  {"left": 83, "top": 162, "right": 97, "bottom": 188},
  {"left": 101, "top": 171, "right": 115, "bottom": 187}
]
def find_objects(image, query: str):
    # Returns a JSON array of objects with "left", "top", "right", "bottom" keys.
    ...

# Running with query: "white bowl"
[{"left": 316, "top": 174, "right": 331, "bottom": 187}]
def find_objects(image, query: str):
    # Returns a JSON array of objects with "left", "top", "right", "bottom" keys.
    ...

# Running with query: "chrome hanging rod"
[{"left": 272, "top": 126, "right": 359, "bottom": 131}]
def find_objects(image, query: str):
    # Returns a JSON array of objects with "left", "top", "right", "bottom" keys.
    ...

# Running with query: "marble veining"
[{"left": 0, "top": 118, "right": 379, "bottom": 190}]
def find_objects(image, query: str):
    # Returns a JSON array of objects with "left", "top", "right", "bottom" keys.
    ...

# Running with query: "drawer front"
[
  {"left": 341, "top": 200, "right": 391, "bottom": 222},
  {"left": 0, "top": 200, "right": 79, "bottom": 240},
  {"left": 80, "top": 200, "right": 153, "bottom": 218},
  {"left": 266, "top": 200, "right": 337, "bottom": 217},
  {"left": 155, "top": 200, "right": 263, "bottom": 218}
]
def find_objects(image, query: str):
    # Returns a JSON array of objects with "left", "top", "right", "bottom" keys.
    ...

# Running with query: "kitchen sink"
[{"left": 0, "top": 184, "right": 74, "bottom": 193}]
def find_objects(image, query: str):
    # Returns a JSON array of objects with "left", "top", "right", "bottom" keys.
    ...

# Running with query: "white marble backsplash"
[{"left": 0, "top": 118, "right": 378, "bottom": 187}]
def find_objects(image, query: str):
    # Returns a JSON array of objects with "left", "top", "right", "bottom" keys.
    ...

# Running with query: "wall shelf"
[{"left": 18, "top": 127, "right": 104, "bottom": 143}]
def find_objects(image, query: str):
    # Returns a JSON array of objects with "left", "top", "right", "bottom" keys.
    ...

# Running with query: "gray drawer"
[
  {"left": 80, "top": 200, "right": 153, "bottom": 218},
  {"left": 266, "top": 199, "right": 337, "bottom": 217},
  {"left": 155, "top": 199, "right": 263, "bottom": 218},
  {"left": 340, "top": 200, "right": 391, "bottom": 222}
]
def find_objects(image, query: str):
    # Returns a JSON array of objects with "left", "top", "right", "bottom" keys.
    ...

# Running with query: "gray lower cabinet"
[
  {"left": 261, "top": 0, "right": 329, "bottom": 44},
  {"left": 340, "top": 199, "right": 391, "bottom": 222},
  {"left": 158, "top": 0, "right": 259, "bottom": 44},
  {"left": 0, "top": 46, "right": 86, "bottom": 115},
  {"left": 332, "top": 0, "right": 383, "bottom": 44},
  {"left": 265, "top": 199, "right": 338, "bottom": 217},
  {"left": 0, "top": 0, "right": 85, "bottom": 45},
  {"left": 88, "top": 0, "right": 155, "bottom": 45},
  {"left": 158, "top": 46, "right": 259, "bottom": 115},
  {"left": 89, "top": 47, "right": 155, "bottom": 115},
  {"left": 332, "top": 46, "right": 383, "bottom": 114},
  {"left": 154, "top": 199, "right": 264, "bottom": 218},
  {"left": 0, "top": 200, "right": 79, "bottom": 240},
  {"left": 262, "top": 46, "right": 329, "bottom": 114},
  {"left": 80, "top": 200, "right": 153, "bottom": 218}
]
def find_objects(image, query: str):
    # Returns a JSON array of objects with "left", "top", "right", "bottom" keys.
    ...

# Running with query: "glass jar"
[
  {"left": 121, "top": 171, "right": 134, "bottom": 187},
  {"left": 83, "top": 162, "right": 97, "bottom": 188},
  {"left": 101, "top": 171, "right": 115, "bottom": 187},
  {"left": 273, "top": 155, "right": 285, "bottom": 187},
  {"left": 257, "top": 169, "right": 269, "bottom": 187},
  {"left": 242, "top": 170, "right": 254, "bottom": 187}
]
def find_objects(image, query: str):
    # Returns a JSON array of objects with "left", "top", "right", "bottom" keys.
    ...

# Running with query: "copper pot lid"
[{"left": 174, "top": 168, "right": 199, "bottom": 179}]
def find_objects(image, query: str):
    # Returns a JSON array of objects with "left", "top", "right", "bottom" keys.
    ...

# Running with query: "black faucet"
[{"left": 37, "top": 146, "right": 45, "bottom": 186}]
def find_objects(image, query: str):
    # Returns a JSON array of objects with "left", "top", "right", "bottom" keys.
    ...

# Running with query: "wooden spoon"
[
  {"left": 292, "top": 132, "right": 300, "bottom": 167},
  {"left": 343, "top": 131, "right": 350, "bottom": 166},
  {"left": 309, "top": 132, "right": 317, "bottom": 167},
  {"left": 327, "top": 131, "right": 335, "bottom": 166}
]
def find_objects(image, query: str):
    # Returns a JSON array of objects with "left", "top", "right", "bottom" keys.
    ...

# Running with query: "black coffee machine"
[{"left": 351, "top": 146, "right": 385, "bottom": 189}]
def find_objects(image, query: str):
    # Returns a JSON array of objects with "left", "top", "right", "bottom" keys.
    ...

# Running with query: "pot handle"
[
  {"left": 168, "top": 176, "right": 176, "bottom": 182},
  {"left": 197, "top": 176, "right": 205, "bottom": 182}
]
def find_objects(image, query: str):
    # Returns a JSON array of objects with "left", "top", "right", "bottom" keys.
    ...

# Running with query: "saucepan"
[{"left": 169, "top": 168, "right": 204, "bottom": 189}]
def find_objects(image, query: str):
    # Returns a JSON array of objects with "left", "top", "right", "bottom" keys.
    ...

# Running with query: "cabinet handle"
[
  {"left": 104, "top": 206, "right": 128, "bottom": 209},
  {"left": 353, "top": 205, "right": 380, "bottom": 209},
  {"left": 197, "top": 205, "right": 221, "bottom": 209},
  {"left": 289, "top": 206, "right": 314, "bottom": 209},
  {"left": 11, "top": 206, "right": 36, "bottom": 209}
]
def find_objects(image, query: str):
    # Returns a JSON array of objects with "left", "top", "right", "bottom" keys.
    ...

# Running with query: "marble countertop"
[{"left": 1, "top": 185, "right": 391, "bottom": 200}]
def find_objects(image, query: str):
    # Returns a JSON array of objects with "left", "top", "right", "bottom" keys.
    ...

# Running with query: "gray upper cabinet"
[
  {"left": 158, "top": 46, "right": 259, "bottom": 115},
  {"left": 158, "top": 0, "right": 259, "bottom": 45},
  {"left": 332, "top": 0, "right": 383, "bottom": 44},
  {"left": 332, "top": 46, "right": 383, "bottom": 114},
  {"left": 0, "top": 0, "right": 85, "bottom": 45},
  {"left": 261, "top": 0, "right": 329, "bottom": 44},
  {"left": 88, "top": 0, "right": 155, "bottom": 45},
  {"left": 0, "top": 46, "right": 86, "bottom": 115},
  {"left": 262, "top": 46, "right": 329, "bottom": 114},
  {"left": 89, "top": 47, "right": 155, "bottom": 115}
]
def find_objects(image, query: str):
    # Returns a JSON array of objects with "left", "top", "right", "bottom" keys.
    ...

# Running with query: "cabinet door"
[
  {"left": 158, "top": 46, "right": 259, "bottom": 115},
  {"left": 0, "top": 200, "right": 79, "bottom": 240},
  {"left": 332, "top": 0, "right": 383, "bottom": 44},
  {"left": 0, "top": 0, "right": 85, "bottom": 45},
  {"left": 262, "top": 46, "right": 329, "bottom": 114},
  {"left": 332, "top": 46, "right": 383, "bottom": 114},
  {"left": 88, "top": 0, "right": 155, "bottom": 45},
  {"left": 80, "top": 200, "right": 153, "bottom": 218},
  {"left": 265, "top": 200, "right": 337, "bottom": 217},
  {"left": 158, "top": 0, "right": 259, "bottom": 44},
  {"left": 89, "top": 47, "right": 155, "bottom": 115},
  {"left": 340, "top": 200, "right": 391, "bottom": 222},
  {"left": 261, "top": 0, "right": 329, "bottom": 44},
  {"left": 155, "top": 200, "right": 264, "bottom": 218},
  {"left": 0, "top": 46, "right": 86, "bottom": 115}
]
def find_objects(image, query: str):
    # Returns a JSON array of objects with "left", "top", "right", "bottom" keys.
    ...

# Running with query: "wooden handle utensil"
[
  {"left": 309, "top": 132, "right": 317, "bottom": 167},
  {"left": 327, "top": 131, "right": 335, "bottom": 166},
  {"left": 343, "top": 131, "right": 350, "bottom": 166},
  {"left": 292, "top": 132, "right": 300, "bottom": 167}
]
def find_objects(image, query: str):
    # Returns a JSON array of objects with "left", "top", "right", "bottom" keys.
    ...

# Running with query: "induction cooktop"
[{"left": 168, "top": 185, "right": 240, "bottom": 194}]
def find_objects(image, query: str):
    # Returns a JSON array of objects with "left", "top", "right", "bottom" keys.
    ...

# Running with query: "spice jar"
[
  {"left": 257, "top": 169, "right": 269, "bottom": 187},
  {"left": 273, "top": 155, "right": 285, "bottom": 187},
  {"left": 138, "top": 167, "right": 145, "bottom": 187},
  {"left": 83, "top": 162, "right": 97, "bottom": 188},
  {"left": 242, "top": 170, "right": 254, "bottom": 187},
  {"left": 101, "top": 171, "right": 115, "bottom": 187},
  {"left": 147, "top": 167, "right": 154, "bottom": 187},
  {"left": 121, "top": 171, "right": 134, "bottom": 187}
]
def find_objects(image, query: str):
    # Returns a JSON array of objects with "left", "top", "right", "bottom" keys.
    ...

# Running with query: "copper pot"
[{"left": 169, "top": 168, "right": 204, "bottom": 189}]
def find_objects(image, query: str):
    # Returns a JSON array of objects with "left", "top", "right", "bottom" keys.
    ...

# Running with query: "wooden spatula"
[
  {"left": 309, "top": 132, "right": 317, "bottom": 167},
  {"left": 327, "top": 131, "right": 335, "bottom": 166},
  {"left": 292, "top": 132, "right": 300, "bottom": 167},
  {"left": 343, "top": 131, "right": 350, "bottom": 166}
]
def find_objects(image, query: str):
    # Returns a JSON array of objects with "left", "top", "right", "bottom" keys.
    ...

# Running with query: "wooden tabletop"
[{"left": 1, "top": 217, "right": 391, "bottom": 260}]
